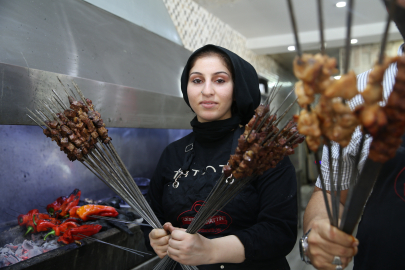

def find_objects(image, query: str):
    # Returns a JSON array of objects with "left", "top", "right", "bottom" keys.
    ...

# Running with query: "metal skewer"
[
  {"left": 378, "top": 0, "right": 397, "bottom": 65},
  {"left": 334, "top": 0, "right": 355, "bottom": 226},
  {"left": 286, "top": 0, "right": 302, "bottom": 57},
  {"left": 89, "top": 215, "right": 152, "bottom": 227},
  {"left": 343, "top": 0, "right": 355, "bottom": 75},
  {"left": 317, "top": 0, "right": 326, "bottom": 55},
  {"left": 76, "top": 233, "right": 152, "bottom": 256}
]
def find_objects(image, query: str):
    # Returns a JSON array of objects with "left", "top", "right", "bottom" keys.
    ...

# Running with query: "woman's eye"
[
  {"left": 216, "top": 79, "right": 225, "bottom": 83},
  {"left": 192, "top": 79, "right": 202, "bottom": 84}
]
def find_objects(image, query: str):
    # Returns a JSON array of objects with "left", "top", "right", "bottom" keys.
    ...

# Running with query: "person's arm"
[
  {"left": 302, "top": 130, "right": 371, "bottom": 269},
  {"left": 303, "top": 187, "right": 346, "bottom": 231}
]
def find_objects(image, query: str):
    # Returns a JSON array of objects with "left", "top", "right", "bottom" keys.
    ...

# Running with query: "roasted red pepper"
[
  {"left": 46, "top": 196, "right": 67, "bottom": 217},
  {"left": 57, "top": 224, "right": 102, "bottom": 244},
  {"left": 33, "top": 214, "right": 61, "bottom": 226},
  {"left": 18, "top": 209, "right": 39, "bottom": 226},
  {"left": 62, "top": 217, "right": 82, "bottom": 224},
  {"left": 36, "top": 219, "right": 60, "bottom": 233},
  {"left": 44, "top": 221, "right": 79, "bottom": 240},
  {"left": 25, "top": 216, "right": 38, "bottom": 235},
  {"left": 76, "top": 205, "right": 118, "bottom": 221},
  {"left": 58, "top": 189, "right": 81, "bottom": 218},
  {"left": 25, "top": 213, "right": 61, "bottom": 235},
  {"left": 68, "top": 206, "right": 81, "bottom": 219}
]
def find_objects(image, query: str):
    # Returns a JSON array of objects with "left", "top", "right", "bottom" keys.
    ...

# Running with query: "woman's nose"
[{"left": 201, "top": 81, "right": 214, "bottom": 96}]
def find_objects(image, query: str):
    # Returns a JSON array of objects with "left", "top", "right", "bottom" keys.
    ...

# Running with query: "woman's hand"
[
  {"left": 165, "top": 223, "right": 215, "bottom": 266},
  {"left": 149, "top": 223, "right": 171, "bottom": 258},
  {"left": 306, "top": 219, "right": 359, "bottom": 270}
]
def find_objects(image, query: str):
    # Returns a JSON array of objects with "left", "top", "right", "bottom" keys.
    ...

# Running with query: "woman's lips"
[{"left": 200, "top": 101, "right": 217, "bottom": 109}]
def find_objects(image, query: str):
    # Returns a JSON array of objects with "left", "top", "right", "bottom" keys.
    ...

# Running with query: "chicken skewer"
[{"left": 286, "top": 0, "right": 336, "bottom": 224}]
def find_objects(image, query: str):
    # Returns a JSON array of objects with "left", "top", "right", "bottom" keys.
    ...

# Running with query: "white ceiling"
[{"left": 194, "top": 0, "right": 402, "bottom": 55}]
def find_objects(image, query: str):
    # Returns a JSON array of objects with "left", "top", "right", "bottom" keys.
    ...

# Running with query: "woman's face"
[{"left": 187, "top": 55, "right": 234, "bottom": 123}]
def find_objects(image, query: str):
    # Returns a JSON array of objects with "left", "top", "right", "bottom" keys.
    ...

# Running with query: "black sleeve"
[
  {"left": 233, "top": 156, "right": 298, "bottom": 261},
  {"left": 141, "top": 148, "right": 168, "bottom": 251}
]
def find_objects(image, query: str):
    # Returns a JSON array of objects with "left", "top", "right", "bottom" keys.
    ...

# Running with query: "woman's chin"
[{"left": 197, "top": 114, "right": 230, "bottom": 123}]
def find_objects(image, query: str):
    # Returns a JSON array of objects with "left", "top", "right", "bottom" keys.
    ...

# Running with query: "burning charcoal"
[
  {"left": 27, "top": 247, "right": 43, "bottom": 259},
  {"left": 42, "top": 240, "right": 59, "bottom": 251},
  {"left": 34, "top": 239, "right": 45, "bottom": 246},
  {"left": 1, "top": 248, "right": 10, "bottom": 254},
  {"left": 5, "top": 244, "right": 18, "bottom": 251},
  {"left": 22, "top": 240, "right": 34, "bottom": 250},
  {"left": 15, "top": 246, "right": 23, "bottom": 257},
  {"left": 6, "top": 254, "right": 19, "bottom": 264}
]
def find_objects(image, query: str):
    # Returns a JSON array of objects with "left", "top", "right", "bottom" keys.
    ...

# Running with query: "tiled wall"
[
  {"left": 162, "top": 0, "right": 285, "bottom": 82},
  {"left": 341, "top": 40, "right": 403, "bottom": 75}
]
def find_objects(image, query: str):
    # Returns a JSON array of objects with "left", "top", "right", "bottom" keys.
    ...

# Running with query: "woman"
[{"left": 143, "top": 44, "right": 297, "bottom": 269}]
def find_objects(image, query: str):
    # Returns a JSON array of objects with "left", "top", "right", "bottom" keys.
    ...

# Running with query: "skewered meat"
[
  {"left": 354, "top": 103, "right": 387, "bottom": 137},
  {"left": 293, "top": 51, "right": 363, "bottom": 150},
  {"left": 324, "top": 71, "right": 359, "bottom": 100},
  {"left": 368, "top": 55, "right": 405, "bottom": 163},
  {"left": 293, "top": 54, "right": 324, "bottom": 84},
  {"left": 295, "top": 81, "right": 315, "bottom": 108},
  {"left": 361, "top": 56, "right": 399, "bottom": 105},
  {"left": 41, "top": 95, "right": 110, "bottom": 162},
  {"left": 297, "top": 109, "right": 321, "bottom": 151},
  {"left": 224, "top": 104, "right": 304, "bottom": 179},
  {"left": 331, "top": 100, "right": 359, "bottom": 147}
]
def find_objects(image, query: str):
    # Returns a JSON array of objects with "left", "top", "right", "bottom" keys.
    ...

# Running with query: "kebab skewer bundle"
[
  {"left": 27, "top": 80, "right": 158, "bottom": 226},
  {"left": 154, "top": 90, "right": 305, "bottom": 270},
  {"left": 287, "top": 0, "right": 405, "bottom": 233},
  {"left": 27, "top": 80, "right": 198, "bottom": 270}
]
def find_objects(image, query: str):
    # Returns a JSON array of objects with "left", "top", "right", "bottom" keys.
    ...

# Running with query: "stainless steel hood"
[{"left": 0, "top": 0, "right": 194, "bottom": 128}]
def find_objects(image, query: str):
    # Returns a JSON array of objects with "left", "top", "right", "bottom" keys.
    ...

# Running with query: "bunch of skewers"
[
  {"left": 287, "top": 0, "right": 405, "bottom": 233},
  {"left": 154, "top": 88, "right": 305, "bottom": 270},
  {"left": 26, "top": 79, "right": 199, "bottom": 270}
]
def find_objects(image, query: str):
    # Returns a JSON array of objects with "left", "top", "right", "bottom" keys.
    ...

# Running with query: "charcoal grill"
[{"left": 0, "top": 223, "right": 159, "bottom": 270}]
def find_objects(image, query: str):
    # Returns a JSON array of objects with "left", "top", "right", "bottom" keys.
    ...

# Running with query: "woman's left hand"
[{"left": 164, "top": 223, "right": 214, "bottom": 266}]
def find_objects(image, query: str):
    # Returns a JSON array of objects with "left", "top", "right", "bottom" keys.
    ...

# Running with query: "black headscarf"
[{"left": 180, "top": 44, "right": 261, "bottom": 126}]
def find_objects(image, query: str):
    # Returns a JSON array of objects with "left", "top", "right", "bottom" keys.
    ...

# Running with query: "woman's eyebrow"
[
  {"left": 189, "top": 71, "right": 229, "bottom": 77},
  {"left": 189, "top": 72, "right": 202, "bottom": 77},
  {"left": 214, "top": 71, "right": 229, "bottom": 76}
]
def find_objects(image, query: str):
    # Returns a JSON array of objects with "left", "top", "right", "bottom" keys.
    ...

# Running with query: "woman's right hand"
[{"left": 149, "top": 223, "right": 171, "bottom": 258}]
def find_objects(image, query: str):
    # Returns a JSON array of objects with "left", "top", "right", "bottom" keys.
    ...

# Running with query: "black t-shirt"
[
  {"left": 354, "top": 135, "right": 405, "bottom": 270},
  {"left": 143, "top": 128, "right": 298, "bottom": 270}
]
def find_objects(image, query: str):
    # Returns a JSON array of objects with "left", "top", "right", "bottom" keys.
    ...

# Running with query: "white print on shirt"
[
  {"left": 173, "top": 164, "right": 225, "bottom": 179},
  {"left": 173, "top": 168, "right": 189, "bottom": 180},
  {"left": 219, "top": 165, "right": 225, "bottom": 173}
]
